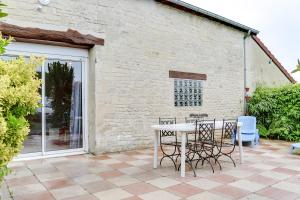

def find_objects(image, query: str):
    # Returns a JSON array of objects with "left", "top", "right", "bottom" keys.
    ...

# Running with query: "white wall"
[
  {"left": 246, "top": 37, "right": 292, "bottom": 94},
  {"left": 4, "top": 0, "right": 249, "bottom": 153}
]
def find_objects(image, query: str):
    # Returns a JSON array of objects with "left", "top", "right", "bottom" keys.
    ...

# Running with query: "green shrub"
[
  {"left": 0, "top": 35, "right": 42, "bottom": 183},
  {"left": 248, "top": 84, "right": 300, "bottom": 141}
]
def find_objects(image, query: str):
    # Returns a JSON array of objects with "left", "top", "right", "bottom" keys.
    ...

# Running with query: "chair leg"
[
  {"left": 187, "top": 159, "right": 197, "bottom": 177},
  {"left": 177, "top": 159, "right": 197, "bottom": 177},
  {"left": 251, "top": 139, "right": 256, "bottom": 148},
  {"left": 221, "top": 153, "right": 236, "bottom": 167},
  {"left": 160, "top": 155, "right": 177, "bottom": 170},
  {"left": 207, "top": 158, "right": 215, "bottom": 173},
  {"left": 160, "top": 144, "right": 178, "bottom": 170},
  {"left": 195, "top": 157, "right": 215, "bottom": 173},
  {"left": 255, "top": 133, "right": 259, "bottom": 145},
  {"left": 214, "top": 157, "right": 222, "bottom": 170},
  {"left": 175, "top": 154, "right": 180, "bottom": 163}
]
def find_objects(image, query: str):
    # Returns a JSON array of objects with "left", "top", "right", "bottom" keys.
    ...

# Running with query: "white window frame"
[{"left": 5, "top": 42, "right": 89, "bottom": 160}]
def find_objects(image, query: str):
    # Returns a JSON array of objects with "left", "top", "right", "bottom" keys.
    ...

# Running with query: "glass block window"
[{"left": 174, "top": 79, "right": 203, "bottom": 107}]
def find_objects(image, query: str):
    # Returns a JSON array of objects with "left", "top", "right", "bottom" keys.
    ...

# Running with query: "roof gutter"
[
  {"left": 155, "top": 0, "right": 259, "bottom": 35},
  {"left": 244, "top": 30, "right": 252, "bottom": 114}
]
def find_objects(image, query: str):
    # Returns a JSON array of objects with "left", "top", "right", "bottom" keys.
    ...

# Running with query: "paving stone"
[
  {"left": 187, "top": 191, "right": 231, "bottom": 200},
  {"left": 229, "top": 180, "right": 266, "bottom": 192},
  {"left": 108, "top": 175, "right": 140, "bottom": 187},
  {"left": 50, "top": 185, "right": 88, "bottom": 200},
  {"left": 146, "top": 177, "right": 180, "bottom": 189},
  {"left": 139, "top": 190, "right": 181, "bottom": 200},
  {"left": 187, "top": 178, "right": 222, "bottom": 190},
  {"left": 94, "top": 188, "right": 133, "bottom": 200}
]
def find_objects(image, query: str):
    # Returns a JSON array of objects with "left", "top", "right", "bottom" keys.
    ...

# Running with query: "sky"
[{"left": 183, "top": 0, "right": 300, "bottom": 82}]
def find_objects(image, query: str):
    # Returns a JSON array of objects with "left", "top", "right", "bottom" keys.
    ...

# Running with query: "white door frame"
[{"left": 5, "top": 42, "right": 89, "bottom": 160}]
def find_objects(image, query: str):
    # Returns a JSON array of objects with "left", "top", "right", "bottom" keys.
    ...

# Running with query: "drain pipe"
[{"left": 243, "top": 30, "right": 251, "bottom": 115}]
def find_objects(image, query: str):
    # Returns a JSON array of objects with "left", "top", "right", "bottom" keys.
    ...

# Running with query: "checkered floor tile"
[{"left": 4, "top": 139, "right": 300, "bottom": 200}]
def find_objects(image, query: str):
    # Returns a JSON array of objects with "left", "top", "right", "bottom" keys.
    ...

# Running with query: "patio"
[{"left": 4, "top": 139, "right": 300, "bottom": 200}]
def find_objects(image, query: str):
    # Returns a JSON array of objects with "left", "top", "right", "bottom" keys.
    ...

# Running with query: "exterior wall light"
[
  {"left": 37, "top": 0, "right": 50, "bottom": 11},
  {"left": 38, "top": 0, "right": 50, "bottom": 6}
]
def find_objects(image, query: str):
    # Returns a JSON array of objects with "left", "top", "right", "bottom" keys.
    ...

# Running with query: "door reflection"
[{"left": 45, "top": 59, "right": 83, "bottom": 151}]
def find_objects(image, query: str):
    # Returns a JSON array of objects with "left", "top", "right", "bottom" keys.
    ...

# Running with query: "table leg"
[
  {"left": 237, "top": 126, "right": 243, "bottom": 164},
  {"left": 180, "top": 132, "right": 186, "bottom": 177},
  {"left": 153, "top": 130, "right": 159, "bottom": 169}
]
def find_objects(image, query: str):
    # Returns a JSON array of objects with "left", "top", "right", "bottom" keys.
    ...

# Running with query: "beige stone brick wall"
[
  {"left": 91, "top": 0, "right": 246, "bottom": 153},
  {"left": 246, "top": 38, "right": 291, "bottom": 94},
  {"left": 4, "top": 0, "right": 246, "bottom": 153}
]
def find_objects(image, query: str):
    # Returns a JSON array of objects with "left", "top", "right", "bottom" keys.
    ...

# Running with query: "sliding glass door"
[
  {"left": 45, "top": 59, "right": 83, "bottom": 152},
  {"left": 3, "top": 43, "right": 88, "bottom": 157}
]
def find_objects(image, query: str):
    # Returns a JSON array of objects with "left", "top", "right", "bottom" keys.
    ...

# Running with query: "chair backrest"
[
  {"left": 221, "top": 119, "right": 237, "bottom": 144},
  {"left": 159, "top": 117, "right": 176, "bottom": 137},
  {"left": 196, "top": 119, "right": 215, "bottom": 143},
  {"left": 238, "top": 116, "right": 256, "bottom": 133}
]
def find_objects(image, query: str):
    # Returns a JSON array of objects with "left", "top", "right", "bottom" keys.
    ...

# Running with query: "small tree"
[
  {"left": 0, "top": 39, "right": 42, "bottom": 183},
  {"left": 0, "top": 3, "right": 42, "bottom": 183}
]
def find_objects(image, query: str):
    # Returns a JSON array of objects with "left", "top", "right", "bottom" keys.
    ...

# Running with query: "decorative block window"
[{"left": 174, "top": 79, "right": 203, "bottom": 107}]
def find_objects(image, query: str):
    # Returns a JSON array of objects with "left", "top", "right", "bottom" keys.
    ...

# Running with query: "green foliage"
[
  {"left": 0, "top": 2, "right": 7, "bottom": 18},
  {"left": 256, "top": 124, "right": 268, "bottom": 137},
  {"left": 291, "top": 59, "right": 300, "bottom": 74},
  {"left": 248, "top": 84, "right": 300, "bottom": 141},
  {"left": 0, "top": 36, "right": 11, "bottom": 55},
  {"left": 0, "top": 36, "right": 42, "bottom": 183}
]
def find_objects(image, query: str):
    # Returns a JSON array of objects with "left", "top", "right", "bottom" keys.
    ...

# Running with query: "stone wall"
[
  {"left": 92, "top": 0, "right": 245, "bottom": 153},
  {"left": 4, "top": 0, "right": 248, "bottom": 154}
]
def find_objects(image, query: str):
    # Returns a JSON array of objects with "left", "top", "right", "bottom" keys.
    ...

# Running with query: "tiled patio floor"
[{"left": 5, "top": 139, "right": 300, "bottom": 200}]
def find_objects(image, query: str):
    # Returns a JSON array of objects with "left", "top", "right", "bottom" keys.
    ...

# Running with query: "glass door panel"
[
  {"left": 45, "top": 59, "right": 83, "bottom": 151},
  {"left": 22, "top": 66, "right": 43, "bottom": 154},
  {"left": 1, "top": 55, "right": 43, "bottom": 154}
]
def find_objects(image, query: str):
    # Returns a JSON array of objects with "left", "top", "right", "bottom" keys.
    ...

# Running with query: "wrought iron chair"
[
  {"left": 183, "top": 116, "right": 207, "bottom": 164},
  {"left": 194, "top": 119, "right": 218, "bottom": 173},
  {"left": 178, "top": 119, "right": 217, "bottom": 176},
  {"left": 159, "top": 117, "right": 179, "bottom": 170},
  {"left": 215, "top": 119, "right": 238, "bottom": 168},
  {"left": 185, "top": 114, "right": 208, "bottom": 145},
  {"left": 175, "top": 117, "right": 201, "bottom": 177}
]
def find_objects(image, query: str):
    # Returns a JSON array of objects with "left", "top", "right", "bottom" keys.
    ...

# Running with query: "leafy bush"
[
  {"left": 0, "top": 36, "right": 42, "bottom": 183},
  {"left": 248, "top": 84, "right": 300, "bottom": 141}
]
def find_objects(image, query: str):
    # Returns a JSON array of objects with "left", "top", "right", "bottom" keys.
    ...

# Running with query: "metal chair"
[
  {"left": 159, "top": 117, "right": 179, "bottom": 170},
  {"left": 215, "top": 119, "right": 238, "bottom": 168},
  {"left": 175, "top": 117, "right": 200, "bottom": 177},
  {"left": 194, "top": 119, "right": 217, "bottom": 173}
]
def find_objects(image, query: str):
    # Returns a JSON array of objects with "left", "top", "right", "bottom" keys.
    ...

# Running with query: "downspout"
[{"left": 243, "top": 30, "right": 251, "bottom": 114}]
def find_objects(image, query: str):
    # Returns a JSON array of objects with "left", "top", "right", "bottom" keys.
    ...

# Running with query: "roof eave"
[{"left": 155, "top": 0, "right": 259, "bottom": 35}]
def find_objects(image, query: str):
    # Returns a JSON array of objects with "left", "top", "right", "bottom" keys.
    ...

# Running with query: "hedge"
[{"left": 248, "top": 84, "right": 300, "bottom": 141}]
